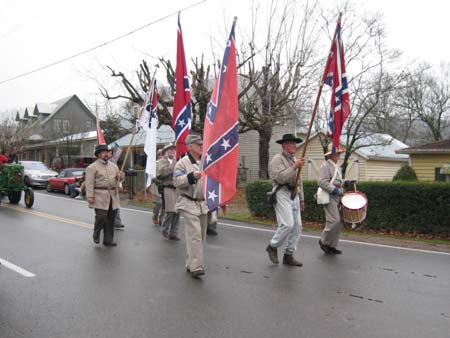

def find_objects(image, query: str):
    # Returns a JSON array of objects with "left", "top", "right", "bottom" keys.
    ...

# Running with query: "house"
[
  {"left": 16, "top": 95, "right": 97, "bottom": 167},
  {"left": 396, "top": 139, "right": 450, "bottom": 181},
  {"left": 295, "top": 132, "right": 409, "bottom": 181},
  {"left": 113, "top": 124, "right": 175, "bottom": 169}
]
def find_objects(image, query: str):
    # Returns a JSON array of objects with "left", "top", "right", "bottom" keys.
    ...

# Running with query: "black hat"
[
  {"left": 95, "top": 144, "right": 109, "bottom": 156},
  {"left": 275, "top": 134, "right": 303, "bottom": 144}
]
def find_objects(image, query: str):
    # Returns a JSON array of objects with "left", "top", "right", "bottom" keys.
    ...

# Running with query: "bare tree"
[
  {"left": 238, "top": 0, "right": 322, "bottom": 178},
  {"left": 395, "top": 63, "right": 450, "bottom": 142},
  {"left": 0, "top": 116, "right": 24, "bottom": 158}
]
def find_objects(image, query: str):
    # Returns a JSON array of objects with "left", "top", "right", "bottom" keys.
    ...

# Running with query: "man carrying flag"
[
  {"left": 318, "top": 15, "right": 351, "bottom": 255},
  {"left": 140, "top": 79, "right": 159, "bottom": 188},
  {"left": 172, "top": 13, "right": 192, "bottom": 160}
]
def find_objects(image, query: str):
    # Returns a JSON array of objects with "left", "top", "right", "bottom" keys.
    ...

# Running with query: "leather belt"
[
  {"left": 181, "top": 193, "right": 204, "bottom": 202},
  {"left": 94, "top": 187, "right": 115, "bottom": 190},
  {"left": 163, "top": 184, "right": 176, "bottom": 189}
]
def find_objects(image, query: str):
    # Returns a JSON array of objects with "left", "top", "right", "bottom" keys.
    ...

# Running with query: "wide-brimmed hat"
[
  {"left": 186, "top": 134, "right": 203, "bottom": 145},
  {"left": 95, "top": 144, "right": 110, "bottom": 156},
  {"left": 324, "top": 143, "right": 346, "bottom": 156},
  {"left": 162, "top": 143, "right": 176, "bottom": 153},
  {"left": 276, "top": 134, "right": 303, "bottom": 144}
]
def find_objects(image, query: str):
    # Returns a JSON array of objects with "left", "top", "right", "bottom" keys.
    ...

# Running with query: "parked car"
[
  {"left": 46, "top": 168, "right": 86, "bottom": 195},
  {"left": 21, "top": 161, "right": 58, "bottom": 188}
]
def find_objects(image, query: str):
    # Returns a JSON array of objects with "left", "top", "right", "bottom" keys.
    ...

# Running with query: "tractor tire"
[
  {"left": 24, "top": 189, "right": 34, "bottom": 208},
  {"left": 24, "top": 176, "right": 31, "bottom": 187},
  {"left": 8, "top": 191, "right": 21, "bottom": 204}
]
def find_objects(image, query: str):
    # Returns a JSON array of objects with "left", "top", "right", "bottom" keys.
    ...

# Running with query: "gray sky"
[{"left": 0, "top": 0, "right": 448, "bottom": 116}]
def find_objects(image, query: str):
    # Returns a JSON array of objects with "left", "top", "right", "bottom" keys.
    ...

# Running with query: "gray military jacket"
[
  {"left": 156, "top": 156, "right": 177, "bottom": 213},
  {"left": 85, "top": 159, "right": 121, "bottom": 210},
  {"left": 318, "top": 159, "right": 343, "bottom": 199},
  {"left": 270, "top": 150, "right": 304, "bottom": 201},
  {"left": 173, "top": 153, "right": 208, "bottom": 216}
]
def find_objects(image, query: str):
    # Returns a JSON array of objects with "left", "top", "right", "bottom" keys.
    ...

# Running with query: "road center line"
[
  {"left": 33, "top": 192, "right": 450, "bottom": 256},
  {"left": 0, "top": 257, "right": 35, "bottom": 277},
  {"left": 0, "top": 204, "right": 93, "bottom": 229}
]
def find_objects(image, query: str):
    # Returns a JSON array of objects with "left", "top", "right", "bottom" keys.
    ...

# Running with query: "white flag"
[{"left": 139, "top": 80, "right": 158, "bottom": 187}]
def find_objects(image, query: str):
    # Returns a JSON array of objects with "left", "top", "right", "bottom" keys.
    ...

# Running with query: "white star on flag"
[
  {"left": 208, "top": 190, "right": 218, "bottom": 202},
  {"left": 222, "top": 65, "right": 227, "bottom": 73},
  {"left": 221, "top": 138, "right": 231, "bottom": 150},
  {"left": 178, "top": 119, "right": 186, "bottom": 128},
  {"left": 206, "top": 153, "right": 212, "bottom": 163}
]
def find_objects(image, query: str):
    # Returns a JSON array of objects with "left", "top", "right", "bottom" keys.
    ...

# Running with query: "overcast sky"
[{"left": 0, "top": 0, "right": 448, "bottom": 116}]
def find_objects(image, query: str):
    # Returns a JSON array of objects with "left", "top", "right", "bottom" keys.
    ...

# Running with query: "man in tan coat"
[
  {"left": 318, "top": 144, "right": 346, "bottom": 254},
  {"left": 173, "top": 134, "right": 208, "bottom": 279},
  {"left": 266, "top": 134, "right": 305, "bottom": 267},
  {"left": 151, "top": 149, "right": 164, "bottom": 226},
  {"left": 85, "top": 144, "right": 122, "bottom": 247},
  {"left": 157, "top": 143, "right": 180, "bottom": 240}
]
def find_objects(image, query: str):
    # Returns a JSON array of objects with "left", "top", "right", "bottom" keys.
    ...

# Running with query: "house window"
[
  {"left": 53, "top": 119, "right": 70, "bottom": 134},
  {"left": 435, "top": 168, "right": 445, "bottom": 181},
  {"left": 86, "top": 120, "right": 93, "bottom": 129}
]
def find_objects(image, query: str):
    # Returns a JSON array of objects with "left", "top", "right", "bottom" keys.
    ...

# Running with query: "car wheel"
[
  {"left": 24, "top": 176, "right": 30, "bottom": 186},
  {"left": 64, "top": 184, "right": 70, "bottom": 195},
  {"left": 46, "top": 183, "right": 52, "bottom": 192}
]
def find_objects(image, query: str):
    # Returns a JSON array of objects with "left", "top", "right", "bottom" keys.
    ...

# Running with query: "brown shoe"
[
  {"left": 266, "top": 244, "right": 279, "bottom": 264},
  {"left": 169, "top": 235, "right": 181, "bottom": 241},
  {"left": 283, "top": 254, "right": 303, "bottom": 267}
]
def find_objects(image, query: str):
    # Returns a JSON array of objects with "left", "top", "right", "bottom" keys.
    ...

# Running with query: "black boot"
[
  {"left": 266, "top": 244, "right": 279, "bottom": 264},
  {"left": 283, "top": 253, "right": 303, "bottom": 267},
  {"left": 319, "top": 240, "right": 332, "bottom": 254}
]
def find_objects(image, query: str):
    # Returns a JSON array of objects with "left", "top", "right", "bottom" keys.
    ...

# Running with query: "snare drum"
[{"left": 341, "top": 191, "right": 368, "bottom": 224}]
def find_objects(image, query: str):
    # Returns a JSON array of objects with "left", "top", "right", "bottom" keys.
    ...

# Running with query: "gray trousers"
[
  {"left": 94, "top": 201, "right": 117, "bottom": 244},
  {"left": 270, "top": 189, "right": 302, "bottom": 254},
  {"left": 114, "top": 208, "right": 123, "bottom": 226},
  {"left": 181, "top": 211, "right": 208, "bottom": 272},
  {"left": 161, "top": 212, "right": 180, "bottom": 236},
  {"left": 153, "top": 202, "right": 164, "bottom": 225},
  {"left": 321, "top": 197, "right": 343, "bottom": 248},
  {"left": 207, "top": 210, "right": 217, "bottom": 231}
]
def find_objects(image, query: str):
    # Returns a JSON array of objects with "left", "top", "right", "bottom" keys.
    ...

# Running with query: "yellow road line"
[{"left": 0, "top": 204, "right": 93, "bottom": 229}]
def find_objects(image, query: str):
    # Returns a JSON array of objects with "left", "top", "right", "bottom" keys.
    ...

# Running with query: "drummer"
[{"left": 317, "top": 144, "right": 346, "bottom": 255}]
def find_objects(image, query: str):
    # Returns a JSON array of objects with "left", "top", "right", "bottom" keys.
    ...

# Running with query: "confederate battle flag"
[
  {"left": 172, "top": 13, "right": 192, "bottom": 160},
  {"left": 202, "top": 18, "right": 239, "bottom": 211},
  {"left": 323, "top": 17, "right": 351, "bottom": 154}
]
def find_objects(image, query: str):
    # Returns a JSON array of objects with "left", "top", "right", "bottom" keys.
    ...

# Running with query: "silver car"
[{"left": 21, "top": 161, "right": 58, "bottom": 188}]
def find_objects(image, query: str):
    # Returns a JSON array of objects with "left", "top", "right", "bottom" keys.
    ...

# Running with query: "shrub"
[
  {"left": 393, "top": 164, "right": 418, "bottom": 181},
  {"left": 245, "top": 180, "right": 274, "bottom": 218},
  {"left": 245, "top": 180, "right": 450, "bottom": 236}
]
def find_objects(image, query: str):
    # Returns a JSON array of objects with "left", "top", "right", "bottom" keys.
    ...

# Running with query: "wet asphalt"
[{"left": 0, "top": 191, "right": 449, "bottom": 338}]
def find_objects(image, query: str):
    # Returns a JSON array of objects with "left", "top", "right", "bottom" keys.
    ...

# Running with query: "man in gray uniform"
[
  {"left": 265, "top": 134, "right": 305, "bottom": 267},
  {"left": 85, "top": 144, "right": 123, "bottom": 246},
  {"left": 318, "top": 144, "right": 346, "bottom": 254},
  {"left": 173, "top": 134, "right": 209, "bottom": 279},
  {"left": 157, "top": 143, "right": 180, "bottom": 240}
]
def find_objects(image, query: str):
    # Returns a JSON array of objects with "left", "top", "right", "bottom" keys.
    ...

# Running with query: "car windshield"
[
  {"left": 23, "top": 162, "right": 50, "bottom": 171},
  {"left": 71, "top": 170, "right": 85, "bottom": 176}
]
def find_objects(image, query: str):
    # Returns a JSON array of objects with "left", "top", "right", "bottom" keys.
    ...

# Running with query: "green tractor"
[{"left": 0, "top": 163, "right": 34, "bottom": 208}]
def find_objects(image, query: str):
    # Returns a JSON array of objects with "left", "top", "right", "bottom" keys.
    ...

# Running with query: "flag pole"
[
  {"left": 290, "top": 12, "right": 342, "bottom": 200},
  {"left": 120, "top": 68, "right": 159, "bottom": 174}
]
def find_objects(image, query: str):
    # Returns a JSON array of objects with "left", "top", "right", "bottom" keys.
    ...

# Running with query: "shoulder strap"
[{"left": 330, "top": 166, "right": 339, "bottom": 183}]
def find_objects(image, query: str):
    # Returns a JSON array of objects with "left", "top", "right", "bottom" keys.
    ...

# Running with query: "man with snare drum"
[{"left": 318, "top": 144, "right": 346, "bottom": 255}]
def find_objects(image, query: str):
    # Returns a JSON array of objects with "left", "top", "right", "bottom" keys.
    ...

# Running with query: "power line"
[{"left": 0, "top": 0, "right": 208, "bottom": 86}]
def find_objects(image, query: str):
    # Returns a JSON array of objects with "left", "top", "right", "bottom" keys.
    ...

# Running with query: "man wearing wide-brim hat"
[
  {"left": 85, "top": 144, "right": 123, "bottom": 246},
  {"left": 265, "top": 133, "right": 305, "bottom": 267},
  {"left": 156, "top": 142, "right": 180, "bottom": 240},
  {"left": 318, "top": 143, "right": 346, "bottom": 255}
]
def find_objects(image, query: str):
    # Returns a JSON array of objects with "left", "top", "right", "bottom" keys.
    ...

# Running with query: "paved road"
[{"left": 1, "top": 192, "right": 449, "bottom": 338}]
